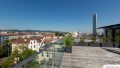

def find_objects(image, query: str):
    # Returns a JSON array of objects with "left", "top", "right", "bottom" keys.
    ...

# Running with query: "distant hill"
[{"left": 0, "top": 29, "right": 62, "bottom": 33}]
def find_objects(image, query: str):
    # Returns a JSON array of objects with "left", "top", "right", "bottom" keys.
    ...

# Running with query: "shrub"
[
  {"left": 91, "top": 36, "right": 96, "bottom": 43},
  {"left": 80, "top": 37, "right": 85, "bottom": 43},
  {"left": 64, "top": 35, "right": 73, "bottom": 47},
  {"left": 0, "top": 46, "right": 36, "bottom": 68},
  {"left": 101, "top": 36, "right": 110, "bottom": 43}
]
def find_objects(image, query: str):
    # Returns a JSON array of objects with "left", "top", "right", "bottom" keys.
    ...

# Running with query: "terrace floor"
[{"left": 61, "top": 46, "right": 120, "bottom": 68}]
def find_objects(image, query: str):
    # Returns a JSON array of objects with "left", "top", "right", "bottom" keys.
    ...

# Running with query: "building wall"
[
  {"left": 103, "top": 28, "right": 120, "bottom": 42},
  {"left": 11, "top": 43, "right": 27, "bottom": 52},
  {"left": 0, "top": 36, "right": 9, "bottom": 45},
  {"left": 28, "top": 40, "right": 41, "bottom": 52},
  {"left": 72, "top": 31, "right": 79, "bottom": 37},
  {"left": 9, "top": 36, "right": 19, "bottom": 40},
  {"left": 11, "top": 37, "right": 53, "bottom": 63}
]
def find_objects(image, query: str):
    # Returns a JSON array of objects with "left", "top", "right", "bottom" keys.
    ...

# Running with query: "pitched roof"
[
  {"left": 11, "top": 36, "right": 44, "bottom": 44},
  {"left": 28, "top": 36, "right": 44, "bottom": 43},
  {"left": 0, "top": 34, "right": 9, "bottom": 36},
  {"left": 42, "top": 33, "right": 55, "bottom": 37},
  {"left": 11, "top": 38, "right": 29, "bottom": 44},
  {"left": 43, "top": 38, "right": 53, "bottom": 44}
]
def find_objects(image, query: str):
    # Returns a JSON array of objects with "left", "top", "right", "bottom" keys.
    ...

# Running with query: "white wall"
[{"left": 28, "top": 40, "right": 41, "bottom": 52}]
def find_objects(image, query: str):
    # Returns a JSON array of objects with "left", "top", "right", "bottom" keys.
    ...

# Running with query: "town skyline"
[{"left": 0, "top": 0, "right": 120, "bottom": 33}]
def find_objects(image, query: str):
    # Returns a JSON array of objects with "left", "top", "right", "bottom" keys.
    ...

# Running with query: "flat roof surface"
[
  {"left": 98, "top": 23, "right": 120, "bottom": 29},
  {"left": 61, "top": 46, "right": 120, "bottom": 68}
]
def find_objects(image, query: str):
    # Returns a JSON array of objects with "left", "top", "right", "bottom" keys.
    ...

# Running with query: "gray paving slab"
[{"left": 61, "top": 46, "right": 120, "bottom": 68}]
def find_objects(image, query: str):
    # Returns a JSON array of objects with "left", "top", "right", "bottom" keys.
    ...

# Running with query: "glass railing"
[{"left": 21, "top": 40, "right": 64, "bottom": 68}]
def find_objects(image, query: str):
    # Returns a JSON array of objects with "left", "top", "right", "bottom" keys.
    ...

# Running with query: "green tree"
[
  {"left": 80, "top": 37, "right": 85, "bottom": 43},
  {"left": 0, "top": 45, "right": 36, "bottom": 68},
  {"left": 0, "top": 46, "right": 4, "bottom": 57},
  {"left": 55, "top": 32, "right": 65, "bottom": 36},
  {"left": 11, "top": 48, "right": 20, "bottom": 59},
  {"left": 64, "top": 35, "right": 73, "bottom": 47},
  {"left": 4, "top": 40, "right": 12, "bottom": 56},
  {"left": 0, "top": 54, "right": 15, "bottom": 68},
  {"left": 0, "top": 48, "right": 20, "bottom": 68},
  {"left": 4, "top": 40, "right": 11, "bottom": 46},
  {"left": 101, "top": 36, "right": 110, "bottom": 42},
  {"left": 19, "top": 46, "right": 36, "bottom": 61},
  {"left": 0, "top": 46, "right": 8, "bottom": 57},
  {"left": 91, "top": 36, "right": 96, "bottom": 43}
]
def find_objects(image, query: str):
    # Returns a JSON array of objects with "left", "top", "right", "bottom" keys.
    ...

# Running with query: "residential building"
[
  {"left": 8, "top": 35, "right": 20, "bottom": 40},
  {"left": 98, "top": 23, "right": 120, "bottom": 42},
  {"left": 28, "top": 36, "right": 45, "bottom": 52},
  {"left": 11, "top": 38, "right": 28, "bottom": 52},
  {"left": 0, "top": 34, "right": 9, "bottom": 45},
  {"left": 11, "top": 36, "right": 45, "bottom": 52},
  {"left": 71, "top": 31, "right": 79, "bottom": 38},
  {"left": 11, "top": 36, "right": 54, "bottom": 63}
]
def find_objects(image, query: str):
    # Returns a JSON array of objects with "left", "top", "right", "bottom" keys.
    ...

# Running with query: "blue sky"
[{"left": 0, "top": 0, "right": 120, "bottom": 33}]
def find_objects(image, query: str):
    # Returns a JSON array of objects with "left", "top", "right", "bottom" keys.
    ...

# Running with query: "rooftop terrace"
[{"left": 61, "top": 46, "right": 120, "bottom": 68}]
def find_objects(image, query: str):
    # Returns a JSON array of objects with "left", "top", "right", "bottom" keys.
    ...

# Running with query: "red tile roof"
[
  {"left": 43, "top": 38, "right": 53, "bottom": 44},
  {"left": 28, "top": 36, "right": 44, "bottom": 43},
  {"left": 11, "top": 38, "right": 29, "bottom": 44},
  {"left": 11, "top": 36, "right": 44, "bottom": 44},
  {"left": 0, "top": 34, "right": 9, "bottom": 36},
  {"left": 42, "top": 33, "right": 55, "bottom": 37}
]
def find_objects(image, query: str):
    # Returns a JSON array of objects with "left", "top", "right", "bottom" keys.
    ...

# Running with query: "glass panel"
[{"left": 21, "top": 40, "right": 64, "bottom": 68}]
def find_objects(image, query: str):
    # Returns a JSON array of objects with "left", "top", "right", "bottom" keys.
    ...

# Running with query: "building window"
[
  {"left": 34, "top": 45, "right": 35, "bottom": 48},
  {"left": 34, "top": 41, "right": 35, "bottom": 43},
  {"left": 31, "top": 42, "right": 32, "bottom": 45}
]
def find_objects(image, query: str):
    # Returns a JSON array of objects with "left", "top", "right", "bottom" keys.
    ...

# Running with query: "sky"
[{"left": 0, "top": 0, "right": 120, "bottom": 33}]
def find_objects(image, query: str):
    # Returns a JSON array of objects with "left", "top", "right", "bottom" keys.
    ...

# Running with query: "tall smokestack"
[{"left": 93, "top": 13, "right": 97, "bottom": 36}]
